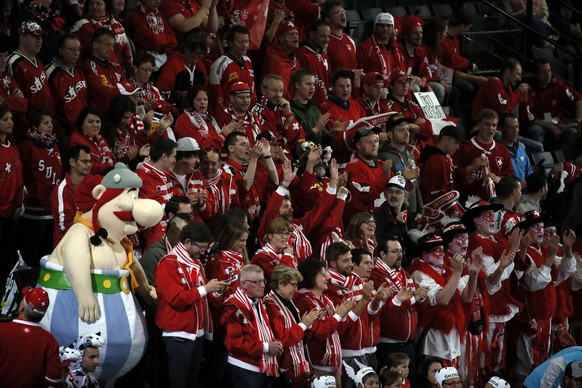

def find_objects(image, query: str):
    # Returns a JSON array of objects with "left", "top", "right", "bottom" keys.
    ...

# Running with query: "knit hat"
[
  {"left": 21, "top": 286, "right": 49, "bottom": 314},
  {"left": 400, "top": 15, "right": 423, "bottom": 35}
]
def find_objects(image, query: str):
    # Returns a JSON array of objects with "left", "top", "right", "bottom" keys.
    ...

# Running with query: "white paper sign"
[
  {"left": 414, "top": 91, "right": 455, "bottom": 135},
  {"left": 437, "top": 64, "right": 454, "bottom": 83}
]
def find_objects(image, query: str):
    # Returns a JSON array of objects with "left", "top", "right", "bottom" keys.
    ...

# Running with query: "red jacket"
[
  {"left": 261, "top": 41, "right": 297, "bottom": 100},
  {"left": 155, "top": 243, "right": 211, "bottom": 338},
  {"left": 293, "top": 289, "right": 343, "bottom": 368},
  {"left": 81, "top": 56, "right": 127, "bottom": 115},
  {"left": 174, "top": 110, "right": 224, "bottom": 149},
  {"left": 209, "top": 53, "right": 257, "bottom": 113},
  {"left": 7, "top": 52, "right": 54, "bottom": 116},
  {"left": 128, "top": 3, "right": 177, "bottom": 55},
  {"left": 252, "top": 98, "right": 306, "bottom": 151},
  {"left": 67, "top": 132, "right": 115, "bottom": 175},
  {"left": 320, "top": 97, "right": 367, "bottom": 165},
  {"left": 471, "top": 77, "right": 525, "bottom": 120},
  {"left": 0, "top": 72, "right": 28, "bottom": 129},
  {"left": 356, "top": 35, "right": 406, "bottom": 81},
  {"left": 205, "top": 250, "right": 243, "bottom": 313},
  {"left": 215, "top": 107, "right": 263, "bottom": 147},
  {"left": 0, "top": 140, "right": 24, "bottom": 218},
  {"left": 136, "top": 161, "right": 173, "bottom": 205},
  {"left": 370, "top": 260, "right": 420, "bottom": 342},
  {"left": 441, "top": 34, "right": 471, "bottom": 71},
  {"left": 418, "top": 146, "right": 454, "bottom": 204},
  {"left": 345, "top": 156, "right": 391, "bottom": 223},
  {"left": 522, "top": 77, "right": 582, "bottom": 124}
]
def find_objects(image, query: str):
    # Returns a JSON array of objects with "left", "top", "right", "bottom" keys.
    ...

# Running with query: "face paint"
[
  {"left": 529, "top": 222, "right": 544, "bottom": 245},
  {"left": 475, "top": 210, "right": 497, "bottom": 234},
  {"left": 448, "top": 233, "right": 469, "bottom": 256},
  {"left": 423, "top": 246, "right": 445, "bottom": 267}
]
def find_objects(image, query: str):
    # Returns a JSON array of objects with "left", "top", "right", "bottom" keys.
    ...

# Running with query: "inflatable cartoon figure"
[{"left": 38, "top": 163, "right": 163, "bottom": 380}]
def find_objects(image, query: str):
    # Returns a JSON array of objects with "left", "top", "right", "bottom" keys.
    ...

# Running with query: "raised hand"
[
  {"left": 282, "top": 158, "right": 296, "bottom": 186},
  {"left": 509, "top": 227, "right": 524, "bottom": 252},
  {"left": 335, "top": 299, "right": 355, "bottom": 318},
  {"left": 301, "top": 309, "right": 320, "bottom": 327},
  {"left": 499, "top": 249, "right": 515, "bottom": 269},
  {"left": 450, "top": 253, "right": 464, "bottom": 273},
  {"left": 413, "top": 286, "right": 429, "bottom": 300}
]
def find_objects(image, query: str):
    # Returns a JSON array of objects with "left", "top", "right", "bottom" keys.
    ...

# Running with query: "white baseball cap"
[{"left": 375, "top": 13, "right": 394, "bottom": 26}]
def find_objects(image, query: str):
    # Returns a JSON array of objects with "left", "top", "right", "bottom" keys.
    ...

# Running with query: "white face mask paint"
[
  {"left": 448, "top": 233, "right": 469, "bottom": 256},
  {"left": 423, "top": 246, "right": 445, "bottom": 267},
  {"left": 475, "top": 210, "right": 497, "bottom": 234},
  {"left": 529, "top": 222, "right": 544, "bottom": 245}
]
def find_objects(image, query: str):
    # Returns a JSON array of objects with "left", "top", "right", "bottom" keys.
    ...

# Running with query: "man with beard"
[
  {"left": 463, "top": 199, "right": 522, "bottom": 378},
  {"left": 345, "top": 126, "right": 392, "bottom": 224},
  {"left": 512, "top": 211, "right": 577, "bottom": 384},
  {"left": 356, "top": 13, "right": 406, "bottom": 82},
  {"left": 370, "top": 236, "right": 429, "bottom": 377},
  {"left": 325, "top": 242, "right": 389, "bottom": 388},
  {"left": 295, "top": 21, "right": 331, "bottom": 108},
  {"left": 379, "top": 113, "right": 423, "bottom": 222},
  {"left": 321, "top": 0, "right": 356, "bottom": 72},
  {"left": 209, "top": 25, "right": 256, "bottom": 113},
  {"left": 499, "top": 113, "right": 534, "bottom": 182},
  {"left": 252, "top": 75, "right": 305, "bottom": 152},
  {"left": 262, "top": 21, "right": 299, "bottom": 100},
  {"left": 50, "top": 145, "right": 92, "bottom": 247},
  {"left": 418, "top": 125, "right": 465, "bottom": 204},
  {"left": 259, "top": 157, "right": 339, "bottom": 263},
  {"left": 216, "top": 82, "right": 263, "bottom": 147},
  {"left": 453, "top": 109, "right": 514, "bottom": 201},
  {"left": 409, "top": 232, "right": 478, "bottom": 369},
  {"left": 471, "top": 58, "right": 529, "bottom": 122},
  {"left": 373, "top": 175, "right": 413, "bottom": 245}
]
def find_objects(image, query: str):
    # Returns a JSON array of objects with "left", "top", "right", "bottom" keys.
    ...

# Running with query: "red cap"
[
  {"left": 390, "top": 70, "right": 412, "bottom": 83},
  {"left": 564, "top": 162, "right": 582, "bottom": 186},
  {"left": 400, "top": 15, "right": 423, "bottom": 36},
  {"left": 362, "top": 72, "right": 386, "bottom": 86},
  {"left": 229, "top": 81, "right": 252, "bottom": 95},
  {"left": 22, "top": 287, "right": 49, "bottom": 314},
  {"left": 277, "top": 21, "right": 298, "bottom": 37}
]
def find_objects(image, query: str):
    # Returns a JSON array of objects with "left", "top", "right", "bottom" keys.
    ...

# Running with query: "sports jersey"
[
  {"left": 295, "top": 43, "right": 330, "bottom": 108},
  {"left": 160, "top": 0, "right": 200, "bottom": 42},
  {"left": 0, "top": 140, "right": 24, "bottom": 219},
  {"left": 215, "top": 106, "right": 263, "bottom": 147},
  {"left": 136, "top": 161, "right": 172, "bottom": 206},
  {"left": 327, "top": 32, "right": 357, "bottom": 72},
  {"left": 128, "top": 2, "right": 177, "bottom": 58},
  {"left": 45, "top": 59, "right": 89, "bottom": 136},
  {"left": 174, "top": 110, "right": 224, "bottom": 148},
  {"left": 155, "top": 51, "right": 207, "bottom": 103},
  {"left": 81, "top": 55, "right": 128, "bottom": 114},
  {"left": 523, "top": 77, "right": 582, "bottom": 124},
  {"left": 356, "top": 35, "right": 406, "bottom": 81},
  {"left": 7, "top": 52, "right": 54, "bottom": 113},
  {"left": 67, "top": 132, "right": 115, "bottom": 175},
  {"left": 441, "top": 33, "right": 471, "bottom": 71},
  {"left": 471, "top": 77, "right": 525, "bottom": 120},
  {"left": 345, "top": 156, "right": 391, "bottom": 222},
  {"left": 261, "top": 41, "right": 297, "bottom": 100},
  {"left": 0, "top": 72, "right": 28, "bottom": 127},
  {"left": 209, "top": 53, "right": 256, "bottom": 113},
  {"left": 418, "top": 145, "right": 454, "bottom": 204},
  {"left": 252, "top": 97, "right": 305, "bottom": 151}
]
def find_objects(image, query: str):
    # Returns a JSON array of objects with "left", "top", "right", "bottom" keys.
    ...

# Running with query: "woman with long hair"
[
  {"left": 414, "top": 357, "right": 443, "bottom": 388},
  {"left": 345, "top": 212, "right": 377, "bottom": 255},
  {"left": 174, "top": 85, "right": 239, "bottom": 148},
  {"left": 16, "top": 109, "right": 62, "bottom": 267},
  {"left": 264, "top": 266, "right": 319, "bottom": 387}
]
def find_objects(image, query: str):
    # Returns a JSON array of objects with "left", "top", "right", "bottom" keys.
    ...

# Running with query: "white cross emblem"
[{"left": 5, "top": 163, "right": 11, "bottom": 173}]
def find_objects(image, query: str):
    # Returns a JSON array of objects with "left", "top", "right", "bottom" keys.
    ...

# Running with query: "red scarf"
[
  {"left": 227, "top": 287, "right": 279, "bottom": 376},
  {"left": 255, "top": 243, "right": 296, "bottom": 268},
  {"left": 289, "top": 223, "right": 312, "bottom": 262},
  {"left": 374, "top": 259, "right": 405, "bottom": 290},
  {"left": 185, "top": 109, "right": 221, "bottom": 136},
  {"left": 206, "top": 169, "right": 234, "bottom": 215},
  {"left": 327, "top": 268, "right": 363, "bottom": 300},
  {"left": 88, "top": 134, "right": 114, "bottom": 164},
  {"left": 263, "top": 290, "right": 311, "bottom": 377},
  {"left": 138, "top": 2, "right": 166, "bottom": 34}
]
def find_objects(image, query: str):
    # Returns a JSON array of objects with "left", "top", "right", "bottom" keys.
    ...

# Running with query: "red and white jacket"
[
  {"left": 370, "top": 259, "right": 420, "bottom": 343},
  {"left": 252, "top": 97, "right": 306, "bottom": 152},
  {"left": 209, "top": 53, "right": 256, "bottom": 113},
  {"left": 7, "top": 52, "right": 54, "bottom": 114},
  {"left": 224, "top": 158, "right": 261, "bottom": 219},
  {"left": 295, "top": 43, "right": 330, "bottom": 108},
  {"left": 155, "top": 242, "right": 213, "bottom": 340},
  {"left": 293, "top": 288, "right": 343, "bottom": 369},
  {"left": 201, "top": 168, "right": 238, "bottom": 233},
  {"left": 174, "top": 110, "right": 224, "bottom": 149},
  {"left": 345, "top": 156, "right": 391, "bottom": 222},
  {"left": 216, "top": 107, "right": 263, "bottom": 147},
  {"left": 251, "top": 243, "right": 296, "bottom": 283},
  {"left": 205, "top": 249, "right": 244, "bottom": 312},
  {"left": 327, "top": 32, "right": 357, "bottom": 73},
  {"left": 136, "top": 161, "right": 172, "bottom": 206},
  {"left": 0, "top": 140, "right": 24, "bottom": 219}
]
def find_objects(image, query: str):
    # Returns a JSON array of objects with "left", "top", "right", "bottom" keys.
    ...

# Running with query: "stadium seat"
[
  {"left": 531, "top": 151, "right": 555, "bottom": 175},
  {"left": 361, "top": 8, "right": 382, "bottom": 23},
  {"left": 384, "top": 6, "right": 408, "bottom": 19},
  {"left": 408, "top": 5, "right": 432, "bottom": 20},
  {"left": 431, "top": 3, "right": 453, "bottom": 18},
  {"left": 553, "top": 150, "right": 566, "bottom": 163}
]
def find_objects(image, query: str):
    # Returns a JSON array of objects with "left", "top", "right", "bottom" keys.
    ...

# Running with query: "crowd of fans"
[{"left": 1, "top": 0, "right": 582, "bottom": 386}]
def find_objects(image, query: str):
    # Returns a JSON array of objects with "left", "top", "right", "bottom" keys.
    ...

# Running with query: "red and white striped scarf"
[
  {"left": 89, "top": 134, "right": 114, "bottom": 164},
  {"left": 374, "top": 259, "right": 405, "bottom": 290},
  {"left": 296, "top": 288, "right": 342, "bottom": 367},
  {"left": 114, "top": 115, "right": 145, "bottom": 161},
  {"left": 172, "top": 242, "right": 213, "bottom": 339},
  {"left": 327, "top": 268, "right": 363, "bottom": 301},
  {"left": 319, "top": 228, "right": 344, "bottom": 264},
  {"left": 185, "top": 109, "right": 221, "bottom": 136},
  {"left": 290, "top": 223, "right": 312, "bottom": 261},
  {"left": 255, "top": 243, "right": 296, "bottom": 268},
  {"left": 229, "top": 287, "right": 279, "bottom": 376},
  {"left": 219, "top": 249, "right": 243, "bottom": 283},
  {"left": 263, "top": 290, "right": 311, "bottom": 377},
  {"left": 206, "top": 169, "right": 233, "bottom": 215},
  {"left": 138, "top": 2, "right": 166, "bottom": 34}
]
